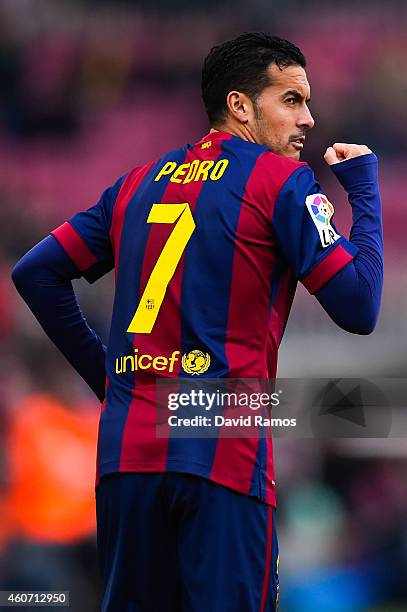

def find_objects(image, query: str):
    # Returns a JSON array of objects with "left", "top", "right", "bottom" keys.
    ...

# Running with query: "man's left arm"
[
  {"left": 12, "top": 235, "right": 107, "bottom": 402},
  {"left": 12, "top": 175, "right": 125, "bottom": 402}
]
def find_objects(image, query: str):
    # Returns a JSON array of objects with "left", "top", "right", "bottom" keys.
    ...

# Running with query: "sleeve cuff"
[
  {"left": 302, "top": 242, "right": 355, "bottom": 294},
  {"left": 330, "top": 153, "right": 378, "bottom": 191},
  {"left": 51, "top": 222, "right": 97, "bottom": 272}
]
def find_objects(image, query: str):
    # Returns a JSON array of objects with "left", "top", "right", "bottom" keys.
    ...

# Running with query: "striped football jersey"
[{"left": 51, "top": 130, "right": 356, "bottom": 505}]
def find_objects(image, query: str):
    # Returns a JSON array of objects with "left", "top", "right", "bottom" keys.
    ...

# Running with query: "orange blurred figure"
[{"left": 7, "top": 394, "right": 98, "bottom": 543}]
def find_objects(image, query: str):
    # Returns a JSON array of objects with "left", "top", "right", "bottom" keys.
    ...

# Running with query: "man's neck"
[{"left": 210, "top": 123, "right": 257, "bottom": 144}]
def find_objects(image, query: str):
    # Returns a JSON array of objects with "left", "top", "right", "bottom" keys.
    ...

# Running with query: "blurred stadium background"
[{"left": 1, "top": 1, "right": 406, "bottom": 610}]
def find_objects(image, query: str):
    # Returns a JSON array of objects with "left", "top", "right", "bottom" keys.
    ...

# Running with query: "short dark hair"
[{"left": 201, "top": 32, "right": 306, "bottom": 125}]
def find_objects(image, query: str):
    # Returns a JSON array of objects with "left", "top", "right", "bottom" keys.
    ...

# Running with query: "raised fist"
[{"left": 324, "top": 143, "right": 372, "bottom": 165}]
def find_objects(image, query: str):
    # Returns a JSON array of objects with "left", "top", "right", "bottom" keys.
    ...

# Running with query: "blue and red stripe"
[{"left": 98, "top": 154, "right": 182, "bottom": 478}]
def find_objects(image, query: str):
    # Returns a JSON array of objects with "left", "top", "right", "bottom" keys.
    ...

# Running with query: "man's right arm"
[
  {"left": 271, "top": 145, "right": 383, "bottom": 334},
  {"left": 315, "top": 145, "right": 383, "bottom": 333}
]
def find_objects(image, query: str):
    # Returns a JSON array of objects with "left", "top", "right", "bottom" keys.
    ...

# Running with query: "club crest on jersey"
[
  {"left": 181, "top": 350, "right": 210, "bottom": 375},
  {"left": 305, "top": 193, "right": 340, "bottom": 248}
]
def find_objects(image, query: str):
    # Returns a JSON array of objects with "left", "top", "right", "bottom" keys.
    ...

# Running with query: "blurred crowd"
[{"left": 0, "top": 2, "right": 406, "bottom": 611}]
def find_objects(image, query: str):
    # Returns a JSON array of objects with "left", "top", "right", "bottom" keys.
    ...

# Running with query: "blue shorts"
[{"left": 96, "top": 473, "right": 279, "bottom": 611}]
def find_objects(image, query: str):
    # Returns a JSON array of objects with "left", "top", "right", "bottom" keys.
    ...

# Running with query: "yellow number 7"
[{"left": 127, "top": 203, "right": 196, "bottom": 334}]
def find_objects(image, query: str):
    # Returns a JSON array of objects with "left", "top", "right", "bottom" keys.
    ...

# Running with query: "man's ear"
[{"left": 226, "top": 91, "right": 254, "bottom": 124}]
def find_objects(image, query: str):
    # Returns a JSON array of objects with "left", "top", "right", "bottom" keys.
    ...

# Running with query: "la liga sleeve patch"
[{"left": 305, "top": 193, "right": 341, "bottom": 248}]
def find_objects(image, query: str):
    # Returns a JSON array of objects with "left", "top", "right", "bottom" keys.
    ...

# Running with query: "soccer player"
[{"left": 12, "top": 33, "right": 383, "bottom": 611}]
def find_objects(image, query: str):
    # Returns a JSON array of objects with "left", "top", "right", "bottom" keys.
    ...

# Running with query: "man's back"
[
  {"left": 51, "top": 130, "right": 310, "bottom": 505},
  {"left": 108, "top": 130, "right": 303, "bottom": 381}
]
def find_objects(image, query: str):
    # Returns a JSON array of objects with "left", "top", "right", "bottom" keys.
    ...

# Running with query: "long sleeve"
[
  {"left": 12, "top": 235, "right": 107, "bottom": 401},
  {"left": 271, "top": 153, "right": 383, "bottom": 334},
  {"left": 315, "top": 154, "right": 383, "bottom": 334}
]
